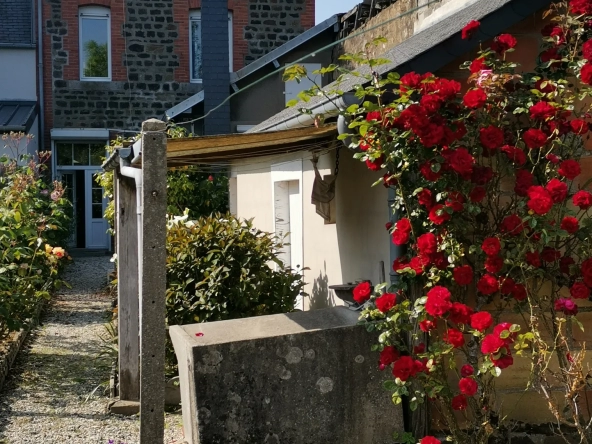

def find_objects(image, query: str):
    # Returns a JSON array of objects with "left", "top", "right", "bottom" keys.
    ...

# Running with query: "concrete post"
[{"left": 139, "top": 119, "right": 168, "bottom": 444}]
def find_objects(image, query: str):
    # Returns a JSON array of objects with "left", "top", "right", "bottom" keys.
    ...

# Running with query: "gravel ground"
[{"left": 0, "top": 256, "right": 184, "bottom": 444}]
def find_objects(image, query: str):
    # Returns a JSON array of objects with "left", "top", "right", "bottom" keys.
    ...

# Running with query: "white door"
[
  {"left": 84, "top": 170, "right": 109, "bottom": 249},
  {"left": 60, "top": 172, "right": 77, "bottom": 248}
]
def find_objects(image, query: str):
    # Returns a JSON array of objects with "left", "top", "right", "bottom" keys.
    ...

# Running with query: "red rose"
[
  {"left": 501, "top": 214, "right": 524, "bottom": 236},
  {"left": 462, "top": 20, "right": 480, "bottom": 39},
  {"left": 526, "top": 251, "right": 541, "bottom": 268},
  {"left": 413, "top": 343, "right": 426, "bottom": 355},
  {"left": 581, "top": 62, "right": 592, "bottom": 85},
  {"left": 417, "top": 233, "right": 438, "bottom": 256},
  {"left": 570, "top": 119, "right": 589, "bottom": 134},
  {"left": 410, "top": 256, "right": 428, "bottom": 275},
  {"left": 392, "top": 356, "right": 420, "bottom": 381},
  {"left": 385, "top": 222, "right": 393, "bottom": 231},
  {"left": 432, "top": 252, "right": 448, "bottom": 270},
  {"left": 353, "top": 282, "right": 372, "bottom": 304},
  {"left": 420, "top": 437, "right": 441, "bottom": 444},
  {"left": 445, "top": 192, "right": 465, "bottom": 212},
  {"left": 419, "top": 319, "right": 437, "bottom": 332},
  {"left": 472, "top": 166, "right": 494, "bottom": 185},
  {"left": 582, "top": 258, "right": 592, "bottom": 287},
  {"left": 527, "top": 186, "right": 554, "bottom": 215},
  {"left": 491, "top": 353, "right": 514, "bottom": 369},
  {"left": 425, "top": 286, "right": 452, "bottom": 317},
  {"left": 584, "top": 40, "right": 592, "bottom": 60},
  {"left": 451, "top": 394, "right": 468, "bottom": 410},
  {"left": 501, "top": 145, "right": 527, "bottom": 166},
  {"left": 400, "top": 71, "right": 423, "bottom": 91},
  {"left": 541, "top": 247, "right": 561, "bottom": 262},
  {"left": 420, "top": 161, "right": 442, "bottom": 182},
  {"left": 461, "top": 364, "right": 474, "bottom": 377},
  {"left": 477, "top": 274, "right": 499, "bottom": 295},
  {"left": 469, "top": 186, "right": 486, "bottom": 203},
  {"left": 417, "top": 189, "right": 434, "bottom": 209},
  {"left": 560, "top": 256, "right": 576, "bottom": 274},
  {"left": 555, "top": 298, "right": 578, "bottom": 316},
  {"left": 500, "top": 277, "right": 516, "bottom": 295},
  {"left": 392, "top": 218, "right": 412, "bottom": 245},
  {"left": 470, "top": 311, "right": 493, "bottom": 332},
  {"left": 463, "top": 88, "right": 487, "bottom": 109},
  {"left": 453, "top": 265, "right": 473, "bottom": 286},
  {"left": 515, "top": 170, "right": 534, "bottom": 197},
  {"left": 511, "top": 283, "right": 528, "bottom": 301},
  {"left": 571, "top": 282, "right": 590, "bottom": 300},
  {"left": 482, "top": 237, "right": 501, "bottom": 257},
  {"left": 449, "top": 148, "right": 474, "bottom": 175},
  {"left": 479, "top": 125, "right": 504, "bottom": 151},
  {"left": 444, "top": 328, "right": 465, "bottom": 348},
  {"left": 459, "top": 377, "right": 478, "bottom": 396},
  {"left": 523, "top": 128, "right": 548, "bottom": 149},
  {"left": 429, "top": 204, "right": 451, "bottom": 225},
  {"left": 375, "top": 293, "right": 397, "bottom": 313},
  {"left": 485, "top": 255, "right": 504, "bottom": 274},
  {"left": 449, "top": 302, "right": 473, "bottom": 325},
  {"left": 545, "top": 178, "right": 568, "bottom": 203},
  {"left": 481, "top": 334, "right": 505, "bottom": 354},
  {"left": 379, "top": 346, "right": 400, "bottom": 369},
  {"left": 418, "top": 123, "right": 446, "bottom": 147},
  {"left": 470, "top": 57, "right": 486, "bottom": 73},
  {"left": 573, "top": 190, "right": 592, "bottom": 209},
  {"left": 420, "top": 94, "right": 443, "bottom": 114},
  {"left": 558, "top": 160, "right": 581, "bottom": 180},
  {"left": 366, "top": 156, "right": 384, "bottom": 171},
  {"left": 546, "top": 153, "right": 560, "bottom": 164},
  {"left": 383, "top": 173, "right": 398, "bottom": 188},
  {"left": 492, "top": 33, "right": 517, "bottom": 54},
  {"left": 530, "top": 101, "right": 556, "bottom": 120},
  {"left": 392, "top": 257, "right": 408, "bottom": 272}
]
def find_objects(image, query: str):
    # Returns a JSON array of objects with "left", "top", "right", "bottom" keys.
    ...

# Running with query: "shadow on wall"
[{"left": 308, "top": 262, "right": 336, "bottom": 310}]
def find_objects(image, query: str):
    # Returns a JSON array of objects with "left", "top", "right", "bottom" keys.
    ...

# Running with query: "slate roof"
[
  {"left": 0, "top": 0, "right": 34, "bottom": 47},
  {"left": 0, "top": 102, "right": 37, "bottom": 132},
  {"left": 249, "top": 0, "right": 552, "bottom": 133}
]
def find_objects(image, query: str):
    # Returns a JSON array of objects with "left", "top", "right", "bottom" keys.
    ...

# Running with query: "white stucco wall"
[
  {"left": 230, "top": 149, "right": 391, "bottom": 311},
  {"left": 0, "top": 49, "right": 37, "bottom": 100}
]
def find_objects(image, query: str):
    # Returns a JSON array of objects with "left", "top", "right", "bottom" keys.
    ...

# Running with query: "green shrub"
[
  {"left": 0, "top": 134, "right": 71, "bottom": 339},
  {"left": 166, "top": 168, "right": 229, "bottom": 219},
  {"left": 165, "top": 213, "right": 305, "bottom": 368}
]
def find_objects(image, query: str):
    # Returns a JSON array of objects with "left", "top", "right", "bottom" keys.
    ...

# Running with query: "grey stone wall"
[{"left": 245, "top": 0, "right": 310, "bottom": 65}]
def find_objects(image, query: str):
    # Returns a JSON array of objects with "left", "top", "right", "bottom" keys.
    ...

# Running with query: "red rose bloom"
[
  {"left": 400, "top": 71, "right": 423, "bottom": 90},
  {"left": 366, "top": 156, "right": 384, "bottom": 171},
  {"left": 477, "top": 274, "right": 499, "bottom": 295},
  {"left": 375, "top": 293, "right": 397, "bottom": 313},
  {"left": 417, "top": 233, "right": 438, "bottom": 256},
  {"left": 420, "top": 437, "right": 441, "bottom": 444},
  {"left": 469, "top": 186, "right": 486, "bottom": 203},
  {"left": 461, "top": 364, "right": 474, "bottom": 378},
  {"left": 515, "top": 170, "right": 534, "bottom": 197},
  {"left": 417, "top": 189, "right": 434, "bottom": 209},
  {"left": 449, "top": 302, "right": 474, "bottom": 325},
  {"left": 500, "top": 277, "right": 516, "bottom": 295},
  {"left": 420, "top": 161, "right": 442, "bottom": 181},
  {"left": 570, "top": 119, "right": 589, "bottom": 134},
  {"left": 444, "top": 328, "right": 465, "bottom": 348},
  {"left": 492, "top": 33, "right": 517, "bottom": 54},
  {"left": 546, "top": 153, "right": 561, "bottom": 164},
  {"left": 523, "top": 128, "right": 548, "bottom": 149},
  {"left": 491, "top": 353, "right": 514, "bottom": 369},
  {"left": 571, "top": 282, "right": 590, "bottom": 300},
  {"left": 425, "top": 286, "right": 452, "bottom": 317},
  {"left": 463, "top": 88, "right": 487, "bottom": 109},
  {"left": 581, "top": 62, "right": 592, "bottom": 85},
  {"left": 526, "top": 251, "right": 541, "bottom": 268},
  {"left": 560, "top": 256, "right": 576, "bottom": 274},
  {"left": 582, "top": 258, "right": 592, "bottom": 287},
  {"left": 482, "top": 237, "right": 501, "bottom": 256},
  {"left": 459, "top": 377, "right": 479, "bottom": 396},
  {"left": 429, "top": 204, "right": 451, "bottom": 225},
  {"left": 482, "top": 334, "right": 505, "bottom": 354},
  {"left": 583, "top": 40, "right": 592, "bottom": 60},
  {"left": 530, "top": 101, "right": 556, "bottom": 120},
  {"left": 451, "top": 394, "right": 468, "bottom": 410},
  {"left": 501, "top": 214, "right": 524, "bottom": 236},
  {"left": 479, "top": 125, "right": 504, "bottom": 151},
  {"left": 501, "top": 145, "right": 527, "bottom": 166},
  {"left": 419, "top": 319, "right": 437, "bottom": 332},
  {"left": 527, "top": 186, "right": 554, "bottom": 215},
  {"left": 558, "top": 159, "right": 581, "bottom": 180},
  {"left": 470, "top": 311, "right": 494, "bottom": 332},
  {"left": 413, "top": 343, "right": 426, "bottom": 355},
  {"left": 449, "top": 148, "right": 474, "bottom": 175},
  {"left": 541, "top": 247, "right": 561, "bottom": 262},
  {"left": 512, "top": 283, "right": 528, "bottom": 301},
  {"left": 573, "top": 190, "right": 592, "bottom": 209},
  {"left": 545, "top": 179, "right": 568, "bottom": 203},
  {"left": 555, "top": 298, "right": 578, "bottom": 316},
  {"left": 385, "top": 222, "right": 393, "bottom": 231},
  {"left": 410, "top": 256, "right": 426, "bottom": 275},
  {"left": 485, "top": 255, "right": 504, "bottom": 274},
  {"left": 392, "top": 356, "right": 417, "bottom": 381},
  {"left": 392, "top": 218, "right": 412, "bottom": 245},
  {"left": 453, "top": 265, "right": 473, "bottom": 286},
  {"left": 379, "top": 346, "right": 400, "bottom": 368},
  {"left": 353, "top": 282, "right": 372, "bottom": 304},
  {"left": 462, "top": 20, "right": 480, "bottom": 39},
  {"left": 470, "top": 57, "right": 486, "bottom": 73},
  {"left": 445, "top": 192, "right": 465, "bottom": 212}
]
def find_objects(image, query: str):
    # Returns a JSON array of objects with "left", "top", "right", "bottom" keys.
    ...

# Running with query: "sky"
[{"left": 316, "top": 0, "right": 361, "bottom": 24}]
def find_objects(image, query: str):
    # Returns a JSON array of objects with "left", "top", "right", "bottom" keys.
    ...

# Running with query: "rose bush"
[{"left": 288, "top": 1, "right": 592, "bottom": 442}]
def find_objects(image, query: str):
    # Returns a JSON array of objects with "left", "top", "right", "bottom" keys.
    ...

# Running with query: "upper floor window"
[
  {"left": 190, "top": 10, "right": 233, "bottom": 83},
  {"left": 79, "top": 6, "right": 111, "bottom": 81}
]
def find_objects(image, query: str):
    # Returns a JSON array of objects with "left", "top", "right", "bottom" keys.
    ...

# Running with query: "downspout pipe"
[{"left": 36, "top": 0, "right": 45, "bottom": 153}]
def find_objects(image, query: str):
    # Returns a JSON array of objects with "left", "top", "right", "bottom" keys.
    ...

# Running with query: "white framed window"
[
  {"left": 189, "top": 10, "right": 233, "bottom": 83},
  {"left": 79, "top": 6, "right": 111, "bottom": 81}
]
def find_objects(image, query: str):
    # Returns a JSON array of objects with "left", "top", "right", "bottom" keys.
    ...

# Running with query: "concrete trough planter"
[{"left": 170, "top": 307, "right": 403, "bottom": 444}]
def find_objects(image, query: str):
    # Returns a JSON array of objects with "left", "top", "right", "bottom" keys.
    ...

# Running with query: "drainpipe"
[
  {"left": 119, "top": 163, "right": 143, "bottom": 250},
  {"left": 36, "top": 0, "right": 45, "bottom": 153}
]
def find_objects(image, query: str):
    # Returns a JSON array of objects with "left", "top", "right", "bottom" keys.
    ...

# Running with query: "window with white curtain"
[{"left": 189, "top": 10, "right": 233, "bottom": 82}]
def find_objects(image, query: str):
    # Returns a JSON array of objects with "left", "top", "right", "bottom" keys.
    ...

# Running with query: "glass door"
[{"left": 84, "top": 170, "right": 109, "bottom": 249}]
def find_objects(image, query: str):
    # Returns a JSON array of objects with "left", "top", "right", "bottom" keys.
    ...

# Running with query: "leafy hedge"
[{"left": 0, "top": 135, "right": 71, "bottom": 339}]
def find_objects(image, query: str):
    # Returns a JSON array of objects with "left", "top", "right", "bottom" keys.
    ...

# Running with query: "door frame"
[{"left": 84, "top": 169, "right": 110, "bottom": 249}]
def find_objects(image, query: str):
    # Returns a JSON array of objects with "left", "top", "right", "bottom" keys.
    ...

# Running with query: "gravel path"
[{"left": 0, "top": 256, "right": 184, "bottom": 444}]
